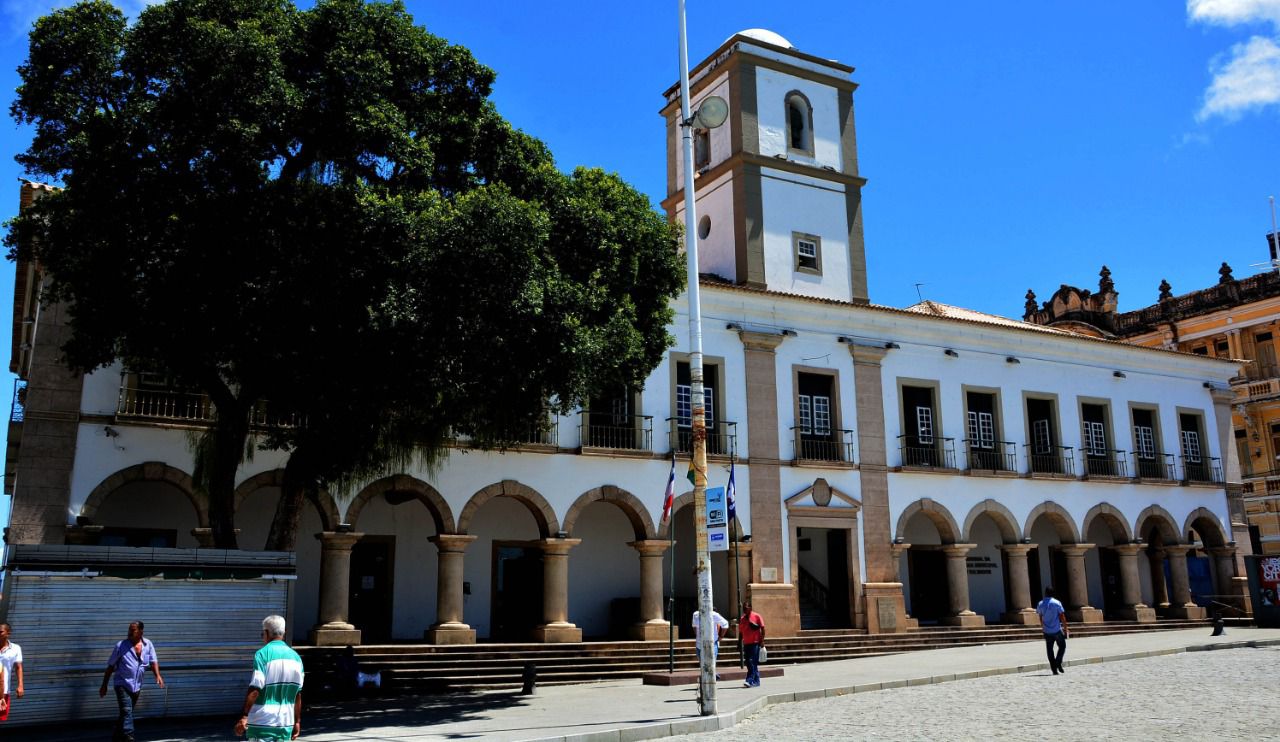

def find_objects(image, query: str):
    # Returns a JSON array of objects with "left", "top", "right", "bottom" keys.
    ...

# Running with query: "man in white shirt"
[
  {"left": 691, "top": 609, "right": 729, "bottom": 679},
  {"left": 0, "top": 622, "right": 22, "bottom": 723}
]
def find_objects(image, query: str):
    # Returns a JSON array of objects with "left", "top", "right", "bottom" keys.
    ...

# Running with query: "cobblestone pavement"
[{"left": 676, "top": 646, "right": 1280, "bottom": 741}]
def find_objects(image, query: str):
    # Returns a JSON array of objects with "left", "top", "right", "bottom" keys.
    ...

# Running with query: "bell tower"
[{"left": 661, "top": 29, "right": 869, "bottom": 304}]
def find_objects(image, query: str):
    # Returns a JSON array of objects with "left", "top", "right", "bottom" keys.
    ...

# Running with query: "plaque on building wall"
[
  {"left": 877, "top": 598, "right": 897, "bottom": 631},
  {"left": 760, "top": 567, "right": 778, "bottom": 583}
]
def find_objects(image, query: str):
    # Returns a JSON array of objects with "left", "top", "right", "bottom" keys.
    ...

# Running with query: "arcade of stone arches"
[
  {"left": 894, "top": 497, "right": 1246, "bottom": 627},
  {"left": 69, "top": 463, "right": 747, "bottom": 645}
]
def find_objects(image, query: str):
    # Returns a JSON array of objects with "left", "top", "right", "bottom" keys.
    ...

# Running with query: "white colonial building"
[{"left": 3, "top": 30, "right": 1251, "bottom": 646}]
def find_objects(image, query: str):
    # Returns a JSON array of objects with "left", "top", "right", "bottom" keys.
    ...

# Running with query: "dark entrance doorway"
[
  {"left": 1028, "top": 548, "right": 1043, "bottom": 605},
  {"left": 1100, "top": 548, "right": 1123, "bottom": 618},
  {"left": 492, "top": 543, "right": 544, "bottom": 641},
  {"left": 826, "top": 530, "right": 851, "bottom": 626},
  {"left": 907, "top": 549, "right": 949, "bottom": 622},
  {"left": 349, "top": 537, "right": 395, "bottom": 643},
  {"left": 796, "top": 527, "right": 853, "bottom": 629}
]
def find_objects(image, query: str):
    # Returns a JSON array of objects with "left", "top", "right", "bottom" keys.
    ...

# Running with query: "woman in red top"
[{"left": 739, "top": 601, "right": 766, "bottom": 687}]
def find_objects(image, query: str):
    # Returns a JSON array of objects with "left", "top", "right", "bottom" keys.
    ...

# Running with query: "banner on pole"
[{"left": 705, "top": 486, "right": 729, "bottom": 552}]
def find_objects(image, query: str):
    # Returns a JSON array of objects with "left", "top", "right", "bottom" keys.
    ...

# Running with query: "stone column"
[
  {"left": 425, "top": 534, "right": 478, "bottom": 644},
  {"left": 889, "top": 542, "right": 911, "bottom": 579},
  {"left": 309, "top": 531, "right": 363, "bottom": 646},
  {"left": 1207, "top": 545, "right": 1247, "bottom": 613},
  {"left": 533, "top": 538, "right": 583, "bottom": 642},
  {"left": 629, "top": 539, "right": 672, "bottom": 640},
  {"left": 999, "top": 544, "right": 1039, "bottom": 625},
  {"left": 1111, "top": 544, "right": 1155, "bottom": 622},
  {"left": 940, "top": 544, "right": 984, "bottom": 627},
  {"left": 1055, "top": 544, "right": 1103, "bottom": 623},
  {"left": 1147, "top": 548, "right": 1170, "bottom": 610},
  {"left": 850, "top": 344, "right": 910, "bottom": 634},
  {"left": 1162, "top": 545, "right": 1207, "bottom": 619}
]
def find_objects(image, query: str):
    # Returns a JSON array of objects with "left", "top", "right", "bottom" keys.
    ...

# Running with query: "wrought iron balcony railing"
[
  {"left": 1025, "top": 444, "right": 1074, "bottom": 476},
  {"left": 1083, "top": 449, "right": 1129, "bottom": 478},
  {"left": 963, "top": 439, "right": 1016, "bottom": 472},
  {"left": 790, "top": 427, "right": 856, "bottom": 464},
  {"left": 1133, "top": 452, "right": 1177, "bottom": 481},
  {"left": 1182, "top": 455, "right": 1224, "bottom": 484},
  {"left": 898, "top": 435, "right": 956, "bottom": 469},
  {"left": 579, "top": 412, "right": 653, "bottom": 451},
  {"left": 10, "top": 379, "right": 26, "bottom": 423},
  {"left": 116, "top": 385, "right": 302, "bottom": 428},
  {"left": 667, "top": 419, "right": 737, "bottom": 457}
]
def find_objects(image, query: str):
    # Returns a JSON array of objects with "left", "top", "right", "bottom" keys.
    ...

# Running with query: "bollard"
[
  {"left": 1211, "top": 614, "right": 1225, "bottom": 637},
  {"left": 521, "top": 662, "right": 537, "bottom": 695}
]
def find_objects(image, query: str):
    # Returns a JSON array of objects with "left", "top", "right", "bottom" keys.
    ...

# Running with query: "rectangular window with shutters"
[
  {"left": 796, "top": 370, "right": 840, "bottom": 461},
  {"left": 1083, "top": 421, "right": 1107, "bottom": 454},
  {"left": 1134, "top": 425, "right": 1155, "bottom": 458},
  {"left": 916, "top": 406, "right": 934, "bottom": 444},
  {"left": 792, "top": 232, "right": 823, "bottom": 274},
  {"left": 964, "top": 391, "right": 998, "bottom": 448},
  {"left": 674, "top": 361, "right": 719, "bottom": 428},
  {"left": 1032, "top": 418, "right": 1052, "bottom": 455}
]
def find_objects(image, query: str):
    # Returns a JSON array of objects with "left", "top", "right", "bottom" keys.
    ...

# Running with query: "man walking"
[
  {"left": 1036, "top": 586, "right": 1069, "bottom": 675},
  {"left": 690, "top": 608, "right": 729, "bottom": 679},
  {"left": 0, "top": 622, "right": 22, "bottom": 723},
  {"left": 100, "top": 620, "right": 164, "bottom": 742},
  {"left": 738, "top": 601, "right": 765, "bottom": 688},
  {"left": 235, "top": 615, "right": 304, "bottom": 740}
]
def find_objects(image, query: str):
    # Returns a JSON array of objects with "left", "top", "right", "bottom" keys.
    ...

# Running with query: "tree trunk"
[
  {"left": 265, "top": 448, "right": 317, "bottom": 552},
  {"left": 207, "top": 411, "right": 251, "bottom": 549}
]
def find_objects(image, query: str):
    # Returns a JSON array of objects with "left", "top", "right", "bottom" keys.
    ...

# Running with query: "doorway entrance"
[
  {"left": 492, "top": 543, "right": 544, "bottom": 641},
  {"left": 795, "top": 527, "right": 852, "bottom": 629},
  {"left": 1100, "top": 548, "right": 1123, "bottom": 617},
  {"left": 349, "top": 536, "right": 395, "bottom": 644},
  {"left": 907, "top": 549, "right": 949, "bottom": 622}
]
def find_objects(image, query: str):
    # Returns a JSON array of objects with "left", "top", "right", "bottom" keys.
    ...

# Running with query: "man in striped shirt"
[{"left": 235, "top": 615, "right": 304, "bottom": 740}]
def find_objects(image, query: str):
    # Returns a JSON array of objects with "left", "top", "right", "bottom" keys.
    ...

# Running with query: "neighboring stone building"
[
  {"left": 3, "top": 30, "right": 1249, "bottom": 647},
  {"left": 1026, "top": 258, "right": 1280, "bottom": 557}
]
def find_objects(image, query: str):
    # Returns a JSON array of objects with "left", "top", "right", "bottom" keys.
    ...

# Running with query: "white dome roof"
[{"left": 732, "top": 28, "right": 793, "bottom": 49}]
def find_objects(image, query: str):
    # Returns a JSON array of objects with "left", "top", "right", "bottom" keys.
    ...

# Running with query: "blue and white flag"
[{"left": 726, "top": 461, "right": 736, "bottom": 523}]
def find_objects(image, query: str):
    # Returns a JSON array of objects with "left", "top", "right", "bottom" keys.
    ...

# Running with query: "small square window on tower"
[{"left": 793, "top": 232, "right": 822, "bottom": 274}]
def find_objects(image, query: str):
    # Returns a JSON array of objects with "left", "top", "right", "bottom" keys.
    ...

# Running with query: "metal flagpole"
[
  {"left": 668, "top": 453, "right": 676, "bottom": 673},
  {"left": 677, "top": 0, "right": 716, "bottom": 716},
  {"left": 730, "top": 458, "right": 742, "bottom": 668}
]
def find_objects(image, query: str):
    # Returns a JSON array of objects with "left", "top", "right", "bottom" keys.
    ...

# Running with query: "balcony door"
[
  {"left": 1026, "top": 398, "right": 1058, "bottom": 474},
  {"left": 797, "top": 373, "right": 837, "bottom": 460},
  {"left": 1081, "top": 403, "right": 1113, "bottom": 476},
  {"left": 675, "top": 361, "right": 719, "bottom": 454},
  {"left": 965, "top": 391, "right": 1000, "bottom": 469},
  {"left": 901, "top": 385, "right": 939, "bottom": 466},
  {"left": 1131, "top": 408, "right": 1163, "bottom": 479}
]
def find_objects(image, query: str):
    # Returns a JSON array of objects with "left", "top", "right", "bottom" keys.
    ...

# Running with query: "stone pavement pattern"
[{"left": 676, "top": 646, "right": 1280, "bottom": 741}]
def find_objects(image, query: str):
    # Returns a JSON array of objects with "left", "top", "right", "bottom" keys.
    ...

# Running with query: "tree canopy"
[{"left": 7, "top": 0, "right": 683, "bottom": 548}]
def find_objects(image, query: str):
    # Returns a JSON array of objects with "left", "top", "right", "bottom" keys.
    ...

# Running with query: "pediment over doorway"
[{"left": 785, "top": 478, "right": 859, "bottom": 510}]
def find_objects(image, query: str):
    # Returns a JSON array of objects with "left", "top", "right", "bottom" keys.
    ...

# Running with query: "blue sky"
[{"left": 0, "top": 1, "right": 1278, "bottom": 533}]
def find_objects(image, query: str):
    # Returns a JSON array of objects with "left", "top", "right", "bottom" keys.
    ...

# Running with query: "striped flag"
[
  {"left": 686, "top": 457, "right": 696, "bottom": 485},
  {"left": 660, "top": 458, "right": 676, "bottom": 524},
  {"left": 726, "top": 461, "right": 737, "bottom": 522}
]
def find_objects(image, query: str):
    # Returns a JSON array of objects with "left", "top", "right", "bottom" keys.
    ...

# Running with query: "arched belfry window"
[{"left": 785, "top": 92, "right": 813, "bottom": 156}]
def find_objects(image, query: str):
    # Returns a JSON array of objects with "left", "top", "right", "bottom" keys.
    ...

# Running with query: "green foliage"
[{"left": 7, "top": 0, "right": 682, "bottom": 546}]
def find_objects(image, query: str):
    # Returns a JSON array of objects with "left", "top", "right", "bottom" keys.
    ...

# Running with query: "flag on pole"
[
  {"left": 660, "top": 457, "right": 676, "bottom": 524},
  {"left": 686, "top": 457, "right": 696, "bottom": 485},
  {"left": 726, "top": 461, "right": 736, "bottom": 522}
]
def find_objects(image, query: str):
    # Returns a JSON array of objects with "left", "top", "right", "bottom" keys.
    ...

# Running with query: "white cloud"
[
  {"left": 1198, "top": 35, "right": 1280, "bottom": 120},
  {"left": 1189, "top": 0, "right": 1280, "bottom": 28}
]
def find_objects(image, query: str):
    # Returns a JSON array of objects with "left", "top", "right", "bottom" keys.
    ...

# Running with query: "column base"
[
  {"left": 424, "top": 624, "right": 477, "bottom": 645},
  {"left": 309, "top": 625, "right": 361, "bottom": 646},
  {"left": 1002, "top": 609, "right": 1040, "bottom": 626},
  {"left": 630, "top": 621, "right": 671, "bottom": 641},
  {"left": 1066, "top": 607, "right": 1104, "bottom": 623},
  {"left": 1163, "top": 604, "right": 1207, "bottom": 620},
  {"left": 1113, "top": 605, "right": 1157, "bottom": 623},
  {"left": 747, "top": 582, "right": 801, "bottom": 637},
  {"left": 862, "top": 582, "right": 910, "bottom": 634},
  {"left": 532, "top": 623, "right": 582, "bottom": 643},
  {"left": 941, "top": 612, "right": 986, "bottom": 627}
]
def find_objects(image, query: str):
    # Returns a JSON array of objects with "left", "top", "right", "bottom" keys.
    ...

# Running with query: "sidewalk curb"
[{"left": 532, "top": 638, "right": 1280, "bottom": 742}]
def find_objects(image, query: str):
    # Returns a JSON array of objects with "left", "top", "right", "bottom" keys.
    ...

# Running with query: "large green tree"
[{"left": 7, "top": 0, "right": 682, "bottom": 549}]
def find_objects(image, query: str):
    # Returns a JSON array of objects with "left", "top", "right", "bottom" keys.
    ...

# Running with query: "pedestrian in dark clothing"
[
  {"left": 100, "top": 620, "right": 164, "bottom": 742},
  {"left": 1036, "top": 586, "right": 1069, "bottom": 675}
]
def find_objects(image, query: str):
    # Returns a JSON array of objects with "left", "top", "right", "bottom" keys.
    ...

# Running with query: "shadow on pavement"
[{"left": 27, "top": 690, "right": 529, "bottom": 741}]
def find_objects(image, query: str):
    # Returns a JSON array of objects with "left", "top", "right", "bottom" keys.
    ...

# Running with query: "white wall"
[
  {"left": 759, "top": 170, "right": 852, "bottom": 301},
  {"left": 755, "top": 67, "right": 842, "bottom": 170},
  {"left": 673, "top": 170, "right": 738, "bottom": 282},
  {"left": 967, "top": 515, "right": 1007, "bottom": 621},
  {"left": 568, "top": 501, "right": 640, "bottom": 637},
  {"left": 461, "top": 497, "right": 540, "bottom": 640},
  {"left": 353, "top": 495, "right": 440, "bottom": 640}
]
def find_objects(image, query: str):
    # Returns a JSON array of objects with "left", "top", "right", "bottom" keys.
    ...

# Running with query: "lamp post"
[{"left": 676, "top": 0, "right": 727, "bottom": 717}]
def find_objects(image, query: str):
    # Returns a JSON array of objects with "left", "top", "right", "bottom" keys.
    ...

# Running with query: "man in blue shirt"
[
  {"left": 1036, "top": 586, "right": 1069, "bottom": 675},
  {"left": 100, "top": 620, "right": 164, "bottom": 742}
]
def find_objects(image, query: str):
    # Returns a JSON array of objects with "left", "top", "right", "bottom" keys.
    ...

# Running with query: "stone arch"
[
  {"left": 457, "top": 480, "right": 557, "bottom": 538},
  {"left": 80, "top": 462, "right": 208, "bottom": 528},
  {"left": 1183, "top": 507, "right": 1228, "bottom": 548},
  {"left": 233, "top": 468, "right": 340, "bottom": 532},
  {"left": 961, "top": 499, "right": 1021, "bottom": 543},
  {"left": 1023, "top": 501, "right": 1080, "bottom": 543},
  {"left": 1081, "top": 503, "right": 1133, "bottom": 543},
  {"left": 1135, "top": 505, "right": 1180, "bottom": 545},
  {"left": 895, "top": 498, "right": 961, "bottom": 544},
  {"left": 562, "top": 485, "right": 656, "bottom": 541},
  {"left": 346, "top": 475, "right": 456, "bottom": 535},
  {"left": 657, "top": 490, "right": 745, "bottom": 538}
]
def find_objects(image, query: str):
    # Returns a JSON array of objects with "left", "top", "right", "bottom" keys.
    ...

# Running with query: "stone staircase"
[{"left": 297, "top": 618, "right": 1217, "bottom": 694}]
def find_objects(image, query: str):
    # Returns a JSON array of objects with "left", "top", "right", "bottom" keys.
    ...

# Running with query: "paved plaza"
[{"left": 28, "top": 627, "right": 1280, "bottom": 741}]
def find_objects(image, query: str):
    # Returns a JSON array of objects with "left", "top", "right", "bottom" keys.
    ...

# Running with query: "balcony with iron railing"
[
  {"left": 115, "top": 385, "right": 303, "bottom": 429},
  {"left": 1082, "top": 449, "right": 1129, "bottom": 479},
  {"left": 666, "top": 419, "right": 737, "bottom": 458},
  {"left": 1182, "top": 455, "right": 1224, "bottom": 485},
  {"left": 963, "top": 439, "right": 1016, "bottom": 473},
  {"left": 10, "top": 378, "right": 26, "bottom": 423},
  {"left": 790, "top": 427, "right": 856, "bottom": 465},
  {"left": 1025, "top": 444, "right": 1074, "bottom": 478},
  {"left": 897, "top": 435, "right": 957, "bottom": 470},
  {"left": 579, "top": 411, "right": 653, "bottom": 452},
  {"left": 1133, "top": 452, "right": 1177, "bottom": 483}
]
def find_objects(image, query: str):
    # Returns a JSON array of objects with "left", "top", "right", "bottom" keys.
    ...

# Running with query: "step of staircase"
[{"left": 296, "top": 618, "right": 1216, "bottom": 694}]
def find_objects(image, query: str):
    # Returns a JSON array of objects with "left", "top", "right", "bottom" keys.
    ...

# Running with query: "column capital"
[
  {"left": 1110, "top": 543, "right": 1145, "bottom": 556},
  {"left": 538, "top": 537, "right": 582, "bottom": 556},
  {"left": 998, "top": 543, "right": 1037, "bottom": 556},
  {"left": 315, "top": 531, "right": 363, "bottom": 549},
  {"left": 847, "top": 343, "right": 889, "bottom": 366},
  {"left": 1161, "top": 544, "right": 1193, "bottom": 558},
  {"left": 430, "top": 534, "right": 478, "bottom": 553},
  {"left": 890, "top": 542, "right": 912, "bottom": 557},
  {"left": 941, "top": 543, "right": 977, "bottom": 557},
  {"left": 1053, "top": 543, "right": 1095, "bottom": 557},
  {"left": 1206, "top": 545, "right": 1238, "bottom": 558},
  {"left": 628, "top": 539, "right": 672, "bottom": 556},
  {"left": 738, "top": 329, "right": 786, "bottom": 352}
]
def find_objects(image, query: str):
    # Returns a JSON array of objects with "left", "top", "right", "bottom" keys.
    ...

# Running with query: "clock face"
[{"left": 696, "top": 96, "right": 729, "bottom": 129}]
